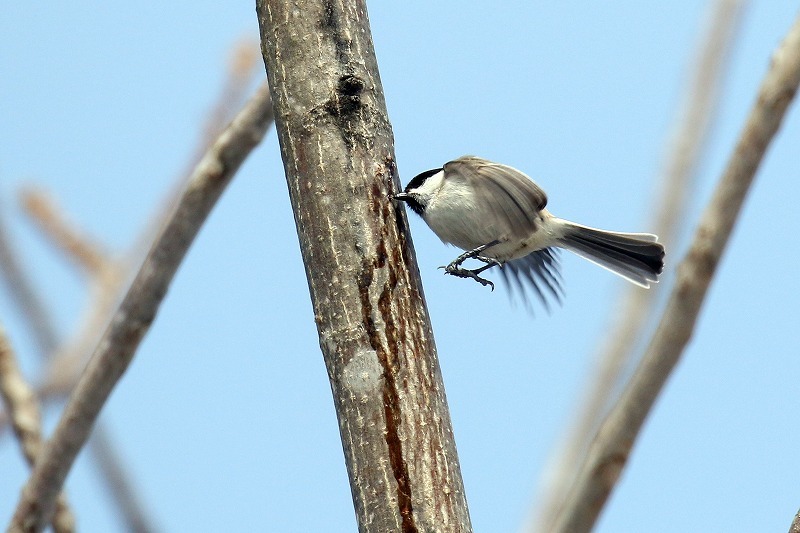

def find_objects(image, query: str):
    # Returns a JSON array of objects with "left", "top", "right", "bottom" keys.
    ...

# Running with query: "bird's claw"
[
  {"left": 438, "top": 240, "right": 503, "bottom": 291},
  {"left": 441, "top": 264, "right": 495, "bottom": 290}
]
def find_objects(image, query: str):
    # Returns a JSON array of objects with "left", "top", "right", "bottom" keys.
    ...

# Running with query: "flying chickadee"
[{"left": 394, "top": 156, "right": 665, "bottom": 306}]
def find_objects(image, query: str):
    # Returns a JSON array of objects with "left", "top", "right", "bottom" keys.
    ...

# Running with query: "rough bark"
[
  {"left": 789, "top": 508, "right": 800, "bottom": 533},
  {"left": 256, "top": 1, "right": 472, "bottom": 531}
]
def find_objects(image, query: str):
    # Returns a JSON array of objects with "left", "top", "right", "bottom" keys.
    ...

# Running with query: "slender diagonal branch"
[
  {"left": 1, "top": 186, "right": 157, "bottom": 532},
  {"left": 552, "top": 14, "right": 800, "bottom": 533},
  {"left": 530, "top": 2, "right": 746, "bottom": 530},
  {"left": 87, "top": 425, "right": 155, "bottom": 533},
  {"left": 8, "top": 83, "right": 274, "bottom": 533},
  {"left": 31, "top": 44, "right": 264, "bottom": 416},
  {"left": 0, "top": 212, "right": 59, "bottom": 356},
  {"left": 1, "top": 53, "right": 265, "bottom": 533},
  {"left": 196, "top": 39, "right": 261, "bottom": 160},
  {"left": 20, "top": 189, "right": 111, "bottom": 277}
]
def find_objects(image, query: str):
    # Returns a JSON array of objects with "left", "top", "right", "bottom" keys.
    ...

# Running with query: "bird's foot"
[
  {"left": 438, "top": 241, "right": 503, "bottom": 290},
  {"left": 441, "top": 263, "right": 498, "bottom": 290}
]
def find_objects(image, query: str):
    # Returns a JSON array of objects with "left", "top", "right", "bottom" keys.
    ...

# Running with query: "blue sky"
[{"left": 1, "top": 2, "right": 799, "bottom": 532}]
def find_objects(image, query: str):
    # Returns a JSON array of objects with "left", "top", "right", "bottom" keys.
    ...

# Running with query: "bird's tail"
[{"left": 555, "top": 219, "right": 665, "bottom": 287}]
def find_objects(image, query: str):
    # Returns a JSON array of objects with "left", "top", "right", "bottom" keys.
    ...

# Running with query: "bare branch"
[
  {"left": 8, "top": 83, "right": 274, "bottom": 533},
  {"left": 38, "top": 265, "right": 125, "bottom": 394},
  {"left": 130, "top": 38, "right": 262, "bottom": 280},
  {"left": 257, "top": 1, "right": 472, "bottom": 531},
  {"left": 0, "top": 211, "right": 59, "bottom": 356},
  {"left": 789, "top": 508, "right": 800, "bottom": 533},
  {"left": 1, "top": 49, "right": 266, "bottom": 531},
  {"left": 0, "top": 324, "right": 75, "bottom": 533},
  {"left": 1, "top": 182, "right": 163, "bottom": 532},
  {"left": 199, "top": 38, "right": 262, "bottom": 153},
  {"left": 1, "top": 190, "right": 161, "bottom": 531},
  {"left": 20, "top": 188, "right": 111, "bottom": 277},
  {"left": 22, "top": 37, "right": 264, "bottom": 422},
  {"left": 88, "top": 426, "right": 154, "bottom": 533},
  {"left": 552, "top": 14, "right": 800, "bottom": 533},
  {"left": 530, "top": 2, "right": 746, "bottom": 530},
  {"left": 0, "top": 212, "right": 77, "bottom": 533},
  {"left": 0, "top": 326, "right": 44, "bottom": 463},
  {"left": 1, "top": 199, "right": 155, "bottom": 532}
]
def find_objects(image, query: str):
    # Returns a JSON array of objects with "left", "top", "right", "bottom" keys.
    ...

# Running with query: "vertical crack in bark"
[
  {"left": 321, "top": 0, "right": 352, "bottom": 65},
  {"left": 355, "top": 180, "right": 417, "bottom": 532}
]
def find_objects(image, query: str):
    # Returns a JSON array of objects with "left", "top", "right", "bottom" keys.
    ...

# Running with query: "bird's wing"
[{"left": 444, "top": 157, "right": 548, "bottom": 241}]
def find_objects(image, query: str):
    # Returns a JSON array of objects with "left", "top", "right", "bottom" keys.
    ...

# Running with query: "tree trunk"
[{"left": 256, "top": 1, "right": 472, "bottom": 532}]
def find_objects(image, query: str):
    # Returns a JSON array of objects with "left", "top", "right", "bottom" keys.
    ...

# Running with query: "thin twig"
[
  {"left": 552, "top": 14, "right": 800, "bottom": 533},
  {"left": 0, "top": 324, "right": 75, "bottom": 533},
  {"left": 38, "top": 265, "right": 125, "bottom": 395},
  {"left": 529, "top": 2, "right": 746, "bottom": 530},
  {"left": 8, "top": 82, "right": 274, "bottom": 533},
  {"left": 0, "top": 210, "right": 59, "bottom": 356},
  {"left": 88, "top": 425, "right": 154, "bottom": 533},
  {"left": 196, "top": 38, "right": 261, "bottom": 161},
  {"left": 20, "top": 188, "right": 111, "bottom": 277}
]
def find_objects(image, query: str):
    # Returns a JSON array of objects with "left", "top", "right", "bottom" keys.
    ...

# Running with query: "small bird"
[{"left": 394, "top": 156, "right": 665, "bottom": 307}]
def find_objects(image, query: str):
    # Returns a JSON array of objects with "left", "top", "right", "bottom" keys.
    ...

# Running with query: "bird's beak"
[{"left": 393, "top": 192, "right": 410, "bottom": 202}]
